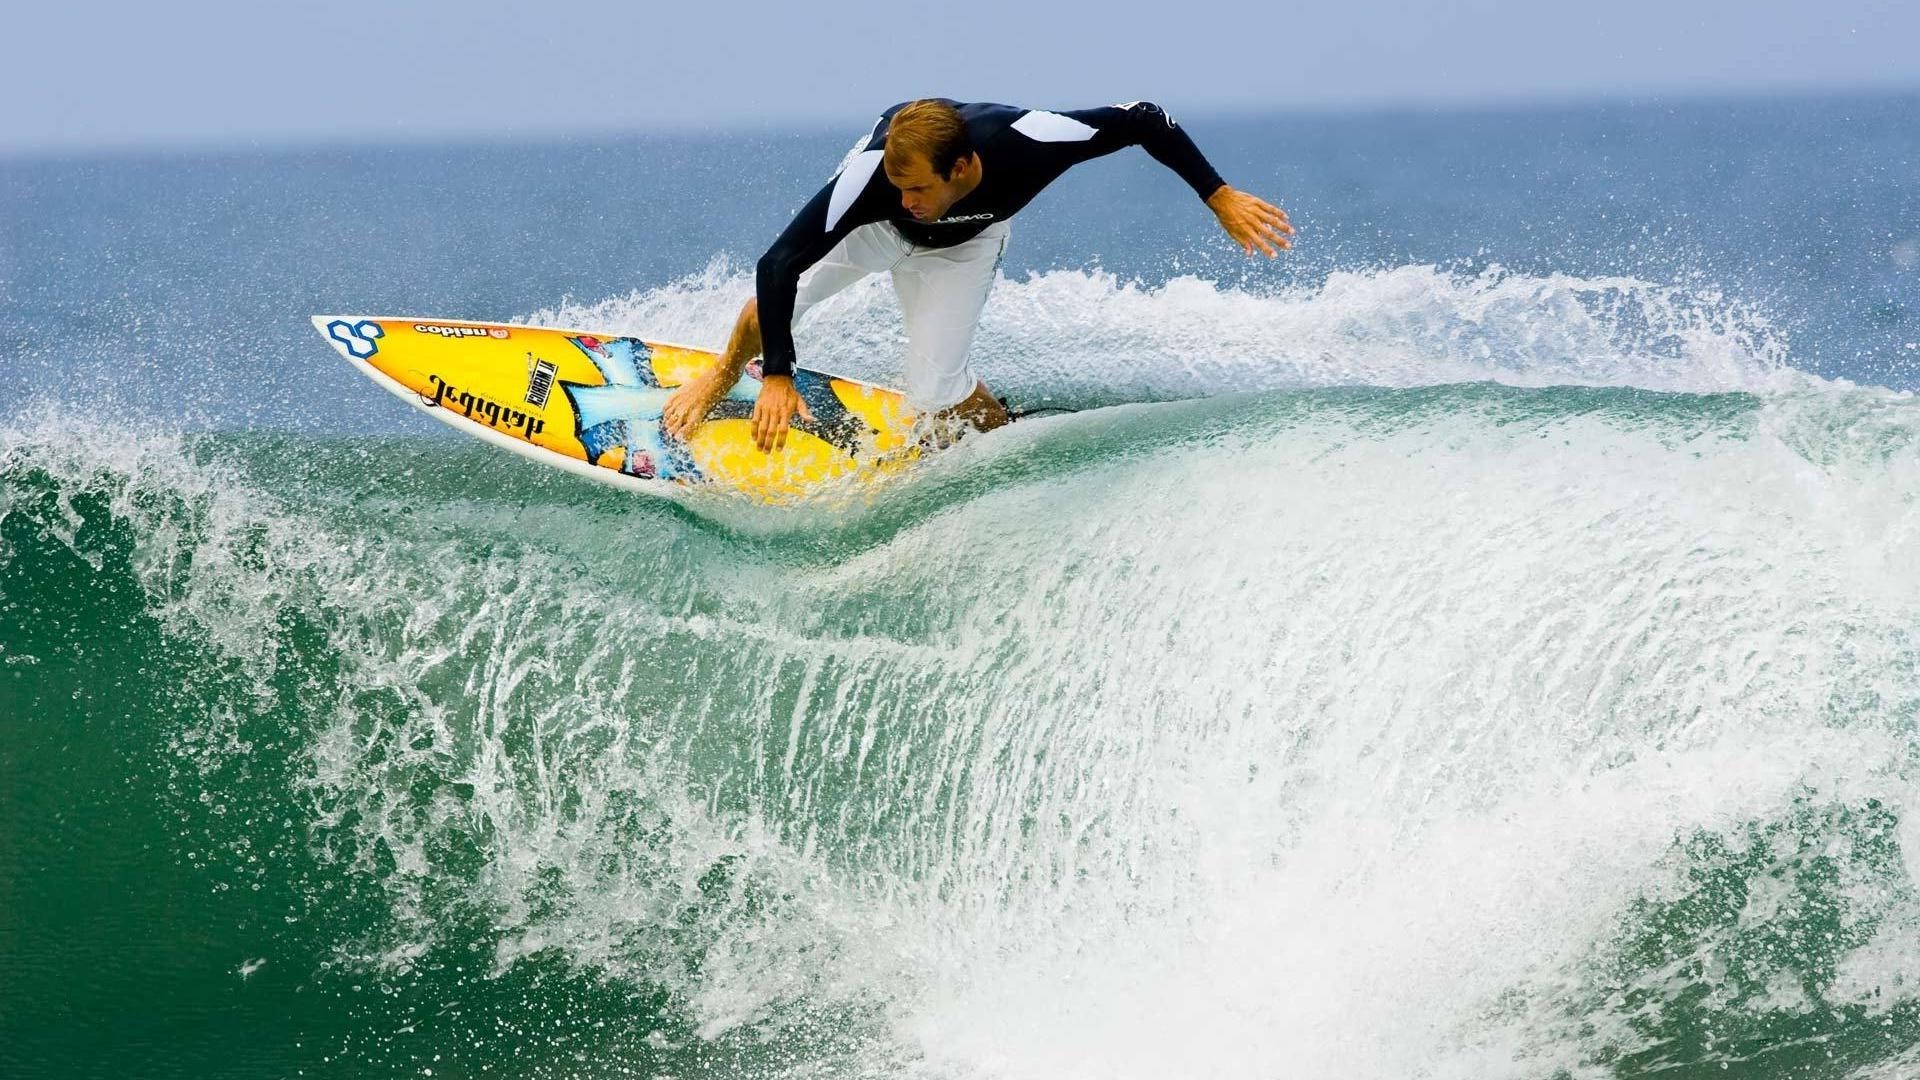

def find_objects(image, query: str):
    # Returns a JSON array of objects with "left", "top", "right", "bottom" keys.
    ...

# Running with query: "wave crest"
[{"left": 531, "top": 260, "right": 1802, "bottom": 406}]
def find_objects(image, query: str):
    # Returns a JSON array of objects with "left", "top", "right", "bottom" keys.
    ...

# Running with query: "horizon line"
[{"left": 6, "top": 80, "right": 1916, "bottom": 165}]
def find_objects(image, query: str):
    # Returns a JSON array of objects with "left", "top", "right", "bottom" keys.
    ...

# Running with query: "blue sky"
[{"left": 8, "top": 0, "right": 1918, "bottom": 153}]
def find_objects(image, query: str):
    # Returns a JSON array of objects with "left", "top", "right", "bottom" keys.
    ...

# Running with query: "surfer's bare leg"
[{"left": 661, "top": 298, "right": 760, "bottom": 440}]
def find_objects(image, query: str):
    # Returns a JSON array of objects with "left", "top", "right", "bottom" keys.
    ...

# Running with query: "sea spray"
[{"left": 531, "top": 261, "right": 1801, "bottom": 412}]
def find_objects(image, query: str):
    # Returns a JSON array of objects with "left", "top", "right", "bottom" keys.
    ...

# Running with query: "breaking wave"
[{"left": 7, "top": 258, "right": 1920, "bottom": 1078}]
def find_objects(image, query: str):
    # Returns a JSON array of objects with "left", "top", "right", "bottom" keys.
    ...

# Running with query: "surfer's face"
[{"left": 886, "top": 153, "right": 975, "bottom": 221}]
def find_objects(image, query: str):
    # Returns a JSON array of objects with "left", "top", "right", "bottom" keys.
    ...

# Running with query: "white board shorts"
[{"left": 789, "top": 220, "right": 1009, "bottom": 413}]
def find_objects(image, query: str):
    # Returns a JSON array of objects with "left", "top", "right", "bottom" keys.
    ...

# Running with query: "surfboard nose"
[
  {"left": 311, "top": 315, "right": 348, "bottom": 349},
  {"left": 310, "top": 314, "right": 357, "bottom": 333},
  {"left": 313, "top": 315, "right": 390, "bottom": 363}
]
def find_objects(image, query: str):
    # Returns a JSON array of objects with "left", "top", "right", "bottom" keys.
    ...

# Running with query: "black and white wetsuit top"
[{"left": 755, "top": 100, "right": 1227, "bottom": 378}]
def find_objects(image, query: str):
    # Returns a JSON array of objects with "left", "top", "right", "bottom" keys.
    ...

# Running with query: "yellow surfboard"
[{"left": 312, "top": 315, "right": 918, "bottom": 500}]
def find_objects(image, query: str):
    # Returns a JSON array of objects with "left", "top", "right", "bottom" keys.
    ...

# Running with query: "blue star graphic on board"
[{"left": 561, "top": 335, "right": 757, "bottom": 480}]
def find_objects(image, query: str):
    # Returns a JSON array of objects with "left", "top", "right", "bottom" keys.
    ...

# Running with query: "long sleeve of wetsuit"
[
  {"left": 1056, "top": 102, "right": 1227, "bottom": 202},
  {"left": 755, "top": 163, "right": 889, "bottom": 380}
]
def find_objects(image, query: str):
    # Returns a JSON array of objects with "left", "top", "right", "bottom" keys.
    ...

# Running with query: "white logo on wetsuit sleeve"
[
  {"left": 1112, "top": 101, "right": 1178, "bottom": 127},
  {"left": 1010, "top": 111, "right": 1097, "bottom": 142}
]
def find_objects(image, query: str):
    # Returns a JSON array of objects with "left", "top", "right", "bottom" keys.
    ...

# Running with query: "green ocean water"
[{"left": 5, "top": 382, "right": 1920, "bottom": 1078}]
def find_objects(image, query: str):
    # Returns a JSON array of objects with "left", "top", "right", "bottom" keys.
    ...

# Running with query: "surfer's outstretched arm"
[
  {"left": 661, "top": 298, "right": 790, "bottom": 440},
  {"left": 1055, "top": 101, "right": 1294, "bottom": 257}
]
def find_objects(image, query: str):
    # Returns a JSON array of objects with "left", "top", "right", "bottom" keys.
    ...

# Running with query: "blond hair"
[{"left": 883, "top": 100, "right": 973, "bottom": 177}]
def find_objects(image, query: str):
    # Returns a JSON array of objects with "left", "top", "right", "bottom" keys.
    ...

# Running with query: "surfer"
[{"left": 660, "top": 99, "right": 1293, "bottom": 451}]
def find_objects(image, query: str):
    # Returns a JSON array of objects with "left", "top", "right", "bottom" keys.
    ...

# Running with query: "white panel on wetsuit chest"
[{"left": 826, "top": 149, "right": 883, "bottom": 231}]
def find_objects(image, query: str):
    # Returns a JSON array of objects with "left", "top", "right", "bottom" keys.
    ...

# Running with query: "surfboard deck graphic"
[{"left": 313, "top": 316, "right": 918, "bottom": 499}]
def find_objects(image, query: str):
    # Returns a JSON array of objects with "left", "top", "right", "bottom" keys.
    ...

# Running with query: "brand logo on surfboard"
[
  {"left": 524, "top": 356, "right": 558, "bottom": 408},
  {"left": 414, "top": 323, "right": 509, "bottom": 340},
  {"left": 425, "top": 374, "right": 545, "bottom": 438}
]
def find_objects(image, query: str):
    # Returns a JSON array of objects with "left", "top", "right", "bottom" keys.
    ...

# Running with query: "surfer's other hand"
[
  {"left": 1206, "top": 185, "right": 1293, "bottom": 257},
  {"left": 662, "top": 376, "right": 723, "bottom": 440},
  {"left": 753, "top": 375, "right": 814, "bottom": 453}
]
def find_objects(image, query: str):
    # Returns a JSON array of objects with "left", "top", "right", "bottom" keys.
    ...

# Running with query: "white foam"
[
  {"left": 529, "top": 260, "right": 1813, "bottom": 405},
  {"left": 768, "top": 394, "right": 1920, "bottom": 1076}
]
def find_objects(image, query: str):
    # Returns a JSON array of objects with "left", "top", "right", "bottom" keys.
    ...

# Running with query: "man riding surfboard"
[{"left": 660, "top": 98, "right": 1293, "bottom": 451}]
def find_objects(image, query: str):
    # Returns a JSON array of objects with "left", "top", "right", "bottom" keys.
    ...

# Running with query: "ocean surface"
[{"left": 3, "top": 92, "right": 1919, "bottom": 1079}]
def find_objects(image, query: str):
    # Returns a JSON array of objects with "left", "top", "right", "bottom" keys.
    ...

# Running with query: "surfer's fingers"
[
  {"left": 780, "top": 399, "right": 809, "bottom": 449},
  {"left": 1231, "top": 215, "right": 1273, "bottom": 250},
  {"left": 666, "top": 389, "right": 704, "bottom": 439},
  {"left": 753, "top": 403, "right": 775, "bottom": 451},
  {"left": 1247, "top": 204, "right": 1290, "bottom": 235},
  {"left": 1252, "top": 218, "right": 1289, "bottom": 252}
]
